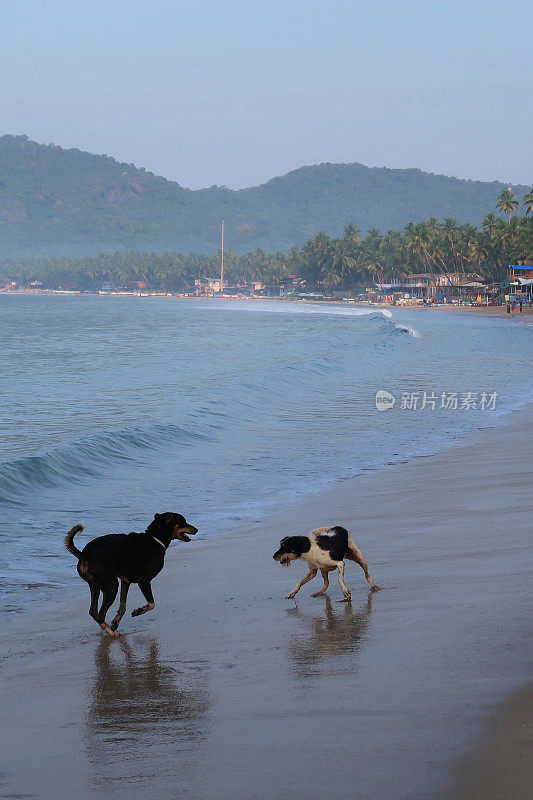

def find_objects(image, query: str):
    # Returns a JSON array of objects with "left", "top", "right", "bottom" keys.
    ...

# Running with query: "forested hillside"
[{"left": 0, "top": 134, "right": 528, "bottom": 256}]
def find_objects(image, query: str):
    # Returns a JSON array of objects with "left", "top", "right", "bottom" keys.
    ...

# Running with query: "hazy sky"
[{"left": 2, "top": 0, "right": 531, "bottom": 189}]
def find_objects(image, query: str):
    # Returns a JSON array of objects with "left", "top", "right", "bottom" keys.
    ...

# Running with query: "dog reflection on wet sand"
[
  {"left": 286, "top": 594, "right": 374, "bottom": 674},
  {"left": 85, "top": 636, "right": 209, "bottom": 786}
]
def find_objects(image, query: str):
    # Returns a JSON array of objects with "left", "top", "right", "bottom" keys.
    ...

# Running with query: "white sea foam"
[
  {"left": 202, "top": 300, "right": 392, "bottom": 318},
  {"left": 394, "top": 323, "right": 422, "bottom": 338},
  {"left": 201, "top": 299, "right": 422, "bottom": 337}
]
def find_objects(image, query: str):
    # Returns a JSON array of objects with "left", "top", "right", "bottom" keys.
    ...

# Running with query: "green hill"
[{"left": 0, "top": 134, "right": 527, "bottom": 256}]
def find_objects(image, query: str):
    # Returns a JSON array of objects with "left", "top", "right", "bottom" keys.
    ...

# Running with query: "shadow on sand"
[{"left": 84, "top": 635, "right": 210, "bottom": 791}]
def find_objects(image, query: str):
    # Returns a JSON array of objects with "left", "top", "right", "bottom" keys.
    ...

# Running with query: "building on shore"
[
  {"left": 195, "top": 277, "right": 267, "bottom": 296},
  {"left": 195, "top": 275, "right": 305, "bottom": 298},
  {"left": 195, "top": 277, "right": 222, "bottom": 295},
  {"left": 507, "top": 265, "right": 533, "bottom": 299},
  {"left": 375, "top": 272, "right": 490, "bottom": 301}
]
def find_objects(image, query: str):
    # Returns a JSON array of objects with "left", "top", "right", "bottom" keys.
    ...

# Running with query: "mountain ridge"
[{"left": 0, "top": 134, "right": 527, "bottom": 257}]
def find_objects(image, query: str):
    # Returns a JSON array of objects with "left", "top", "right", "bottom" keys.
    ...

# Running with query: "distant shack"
[{"left": 507, "top": 264, "right": 533, "bottom": 299}]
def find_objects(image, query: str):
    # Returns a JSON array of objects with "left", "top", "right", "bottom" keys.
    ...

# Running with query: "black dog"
[{"left": 65, "top": 512, "right": 197, "bottom": 637}]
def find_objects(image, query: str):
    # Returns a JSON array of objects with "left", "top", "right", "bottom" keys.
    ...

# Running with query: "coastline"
[
  {"left": 1, "top": 403, "right": 532, "bottom": 800},
  {"left": 2, "top": 288, "right": 532, "bottom": 316}
]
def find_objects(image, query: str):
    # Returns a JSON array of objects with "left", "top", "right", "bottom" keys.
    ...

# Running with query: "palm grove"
[{"left": 2, "top": 189, "right": 532, "bottom": 292}]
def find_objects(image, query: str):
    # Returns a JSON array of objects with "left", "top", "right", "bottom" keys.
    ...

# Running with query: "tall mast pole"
[{"left": 220, "top": 220, "right": 224, "bottom": 294}]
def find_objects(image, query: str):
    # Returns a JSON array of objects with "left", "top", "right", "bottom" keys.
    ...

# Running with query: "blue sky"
[{"left": 1, "top": 0, "right": 531, "bottom": 188}]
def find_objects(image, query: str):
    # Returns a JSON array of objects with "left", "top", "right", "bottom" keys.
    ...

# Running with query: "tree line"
[{"left": 1, "top": 189, "right": 532, "bottom": 291}]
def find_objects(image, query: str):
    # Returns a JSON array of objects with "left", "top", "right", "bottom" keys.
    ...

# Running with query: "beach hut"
[{"left": 507, "top": 265, "right": 533, "bottom": 300}]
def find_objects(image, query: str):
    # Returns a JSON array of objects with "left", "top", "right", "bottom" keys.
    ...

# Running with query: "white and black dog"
[{"left": 273, "top": 526, "right": 379, "bottom": 601}]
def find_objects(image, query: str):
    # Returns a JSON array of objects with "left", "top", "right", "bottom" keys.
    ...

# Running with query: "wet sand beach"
[
  {"left": 447, "top": 685, "right": 533, "bottom": 800},
  {"left": 1, "top": 405, "right": 532, "bottom": 800}
]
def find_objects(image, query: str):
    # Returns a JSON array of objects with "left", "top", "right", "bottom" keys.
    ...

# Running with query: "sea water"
[{"left": 1, "top": 294, "right": 531, "bottom": 611}]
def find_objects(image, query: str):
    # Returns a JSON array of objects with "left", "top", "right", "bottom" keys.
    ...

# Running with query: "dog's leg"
[
  {"left": 285, "top": 568, "right": 317, "bottom": 600},
  {"left": 97, "top": 578, "right": 119, "bottom": 637},
  {"left": 131, "top": 580, "right": 155, "bottom": 617},
  {"left": 88, "top": 582, "right": 100, "bottom": 621},
  {"left": 110, "top": 579, "right": 130, "bottom": 631},
  {"left": 311, "top": 569, "right": 330, "bottom": 597},
  {"left": 337, "top": 562, "right": 351, "bottom": 602},
  {"left": 346, "top": 544, "right": 380, "bottom": 591}
]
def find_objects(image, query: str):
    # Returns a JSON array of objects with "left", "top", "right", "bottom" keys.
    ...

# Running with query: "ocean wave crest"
[
  {"left": 202, "top": 300, "right": 394, "bottom": 320},
  {"left": 0, "top": 424, "right": 203, "bottom": 505},
  {"left": 392, "top": 322, "right": 422, "bottom": 338},
  {"left": 201, "top": 300, "right": 421, "bottom": 337}
]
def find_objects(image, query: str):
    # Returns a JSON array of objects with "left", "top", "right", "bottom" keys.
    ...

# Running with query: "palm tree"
[
  {"left": 404, "top": 222, "right": 433, "bottom": 272},
  {"left": 440, "top": 218, "right": 462, "bottom": 274},
  {"left": 492, "top": 215, "right": 520, "bottom": 254},
  {"left": 329, "top": 241, "right": 358, "bottom": 287},
  {"left": 377, "top": 230, "right": 407, "bottom": 283},
  {"left": 496, "top": 189, "right": 519, "bottom": 223},
  {"left": 468, "top": 237, "right": 489, "bottom": 267},
  {"left": 516, "top": 218, "right": 533, "bottom": 262},
  {"left": 481, "top": 212, "right": 498, "bottom": 238},
  {"left": 300, "top": 233, "right": 334, "bottom": 287},
  {"left": 357, "top": 229, "right": 387, "bottom": 285},
  {"left": 322, "top": 262, "right": 344, "bottom": 289},
  {"left": 342, "top": 223, "right": 360, "bottom": 244},
  {"left": 404, "top": 219, "right": 459, "bottom": 290},
  {"left": 522, "top": 187, "right": 533, "bottom": 216}
]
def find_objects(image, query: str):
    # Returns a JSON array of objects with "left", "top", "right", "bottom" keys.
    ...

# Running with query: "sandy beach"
[
  {"left": 3, "top": 288, "right": 533, "bottom": 317},
  {"left": 448, "top": 684, "right": 533, "bottom": 800},
  {"left": 1, "top": 404, "right": 532, "bottom": 800}
]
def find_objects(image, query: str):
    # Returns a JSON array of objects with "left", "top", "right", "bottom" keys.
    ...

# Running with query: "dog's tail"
[{"left": 64, "top": 524, "right": 84, "bottom": 559}]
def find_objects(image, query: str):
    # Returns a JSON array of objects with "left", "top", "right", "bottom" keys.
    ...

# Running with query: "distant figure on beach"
[{"left": 506, "top": 302, "right": 511, "bottom": 314}]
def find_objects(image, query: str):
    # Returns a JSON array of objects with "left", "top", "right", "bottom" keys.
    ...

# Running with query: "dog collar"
[{"left": 151, "top": 535, "right": 167, "bottom": 551}]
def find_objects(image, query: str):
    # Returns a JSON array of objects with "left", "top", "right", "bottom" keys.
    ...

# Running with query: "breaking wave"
[
  {"left": 393, "top": 323, "right": 421, "bottom": 338},
  {"left": 0, "top": 424, "right": 203, "bottom": 505},
  {"left": 202, "top": 300, "right": 422, "bottom": 336},
  {"left": 201, "top": 299, "right": 421, "bottom": 337}
]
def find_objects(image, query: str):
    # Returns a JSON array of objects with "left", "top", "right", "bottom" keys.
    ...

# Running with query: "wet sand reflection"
[
  {"left": 84, "top": 635, "right": 210, "bottom": 791},
  {"left": 287, "top": 593, "right": 374, "bottom": 675}
]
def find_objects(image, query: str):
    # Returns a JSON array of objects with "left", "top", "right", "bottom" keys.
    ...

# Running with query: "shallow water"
[{"left": 0, "top": 295, "right": 531, "bottom": 610}]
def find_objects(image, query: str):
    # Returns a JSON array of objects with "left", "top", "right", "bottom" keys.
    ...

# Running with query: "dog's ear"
[
  {"left": 153, "top": 513, "right": 161, "bottom": 520},
  {"left": 280, "top": 537, "right": 290, "bottom": 546}
]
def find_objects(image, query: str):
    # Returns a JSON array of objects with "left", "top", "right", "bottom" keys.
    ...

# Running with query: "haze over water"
[{"left": 1, "top": 295, "right": 531, "bottom": 611}]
